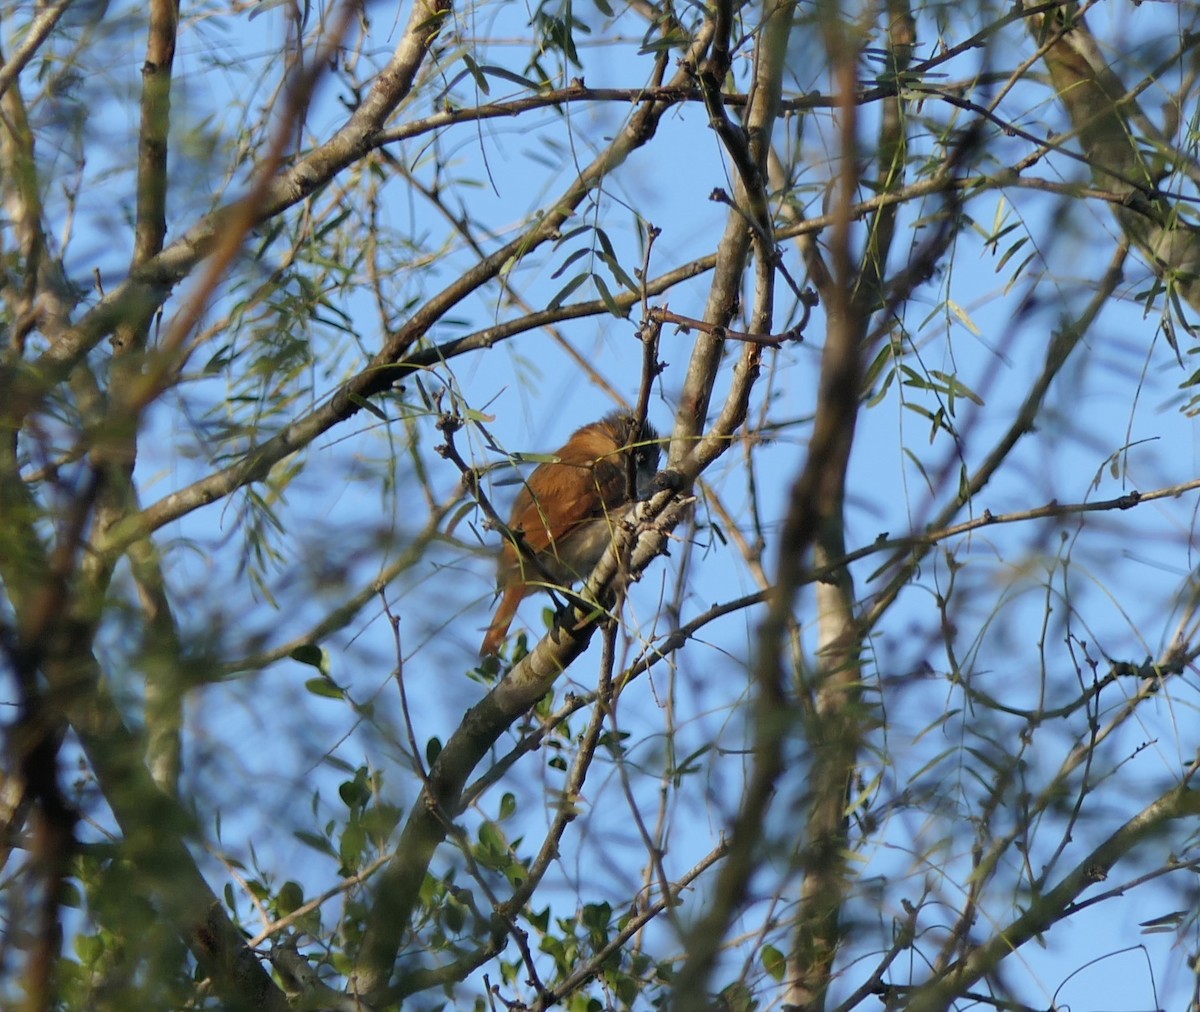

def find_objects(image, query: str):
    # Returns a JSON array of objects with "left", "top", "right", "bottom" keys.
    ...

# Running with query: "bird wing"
[{"left": 512, "top": 420, "right": 631, "bottom": 552}]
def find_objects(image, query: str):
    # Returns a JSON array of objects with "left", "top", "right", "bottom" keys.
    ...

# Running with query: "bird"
[{"left": 480, "top": 411, "right": 661, "bottom": 657}]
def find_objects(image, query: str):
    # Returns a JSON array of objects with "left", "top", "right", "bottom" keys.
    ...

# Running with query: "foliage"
[{"left": 3, "top": 0, "right": 1200, "bottom": 1010}]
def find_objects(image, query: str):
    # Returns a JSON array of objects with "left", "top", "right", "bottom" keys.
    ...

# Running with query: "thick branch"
[
  {"left": 1026, "top": 2, "right": 1200, "bottom": 312},
  {"left": 103, "top": 24, "right": 718, "bottom": 561},
  {"left": 905, "top": 779, "right": 1200, "bottom": 1011},
  {"left": 7, "top": 0, "right": 452, "bottom": 422},
  {"left": 668, "top": 0, "right": 799, "bottom": 1000},
  {"left": 46, "top": 644, "right": 290, "bottom": 1011},
  {"left": 351, "top": 490, "right": 689, "bottom": 1000}
]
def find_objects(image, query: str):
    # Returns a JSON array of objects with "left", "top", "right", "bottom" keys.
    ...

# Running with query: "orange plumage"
[{"left": 480, "top": 412, "right": 660, "bottom": 657}]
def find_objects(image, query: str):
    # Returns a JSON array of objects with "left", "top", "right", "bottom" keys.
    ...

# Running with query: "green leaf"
[
  {"left": 277, "top": 880, "right": 304, "bottom": 916},
  {"left": 866, "top": 364, "right": 897, "bottom": 407},
  {"left": 717, "top": 981, "right": 754, "bottom": 1012},
  {"left": 668, "top": 743, "right": 711, "bottom": 785},
  {"left": 74, "top": 933, "right": 103, "bottom": 965},
  {"left": 479, "top": 64, "right": 544, "bottom": 90},
  {"left": 862, "top": 340, "right": 895, "bottom": 389},
  {"left": 540, "top": 933, "right": 567, "bottom": 970},
  {"left": 594, "top": 226, "right": 618, "bottom": 263},
  {"left": 551, "top": 247, "right": 590, "bottom": 280},
  {"left": 1004, "top": 251, "right": 1038, "bottom": 294},
  {"left": 600, "top": 253, "right": 640, "bottom": 295},
  {"left": 762, "top": 943, "right": 786, "bottom": 981},
  {"left": 995, "top": 235, "right": 1029, "bottom": 272},
  {"left": 594, "top": 227, "right": 639, "bottom": 292},
  {"left": 361, "top": 803, "right": 402, "bottom": 844},
  {"left": 947, "top": 299, "right": 981, "bottom": 336},
  {"left": 594, "top": 274, "right": 627, "bottom": 318},
  {"left": 340, "top": 822, "right": 366, "bottom": 872},
  {"left": 305, "top": 677, "right": 344, "bottom": 699},
  {"left": 581, "top": 901, "right": 611, "bottom": 931},
  {"left": 294, "top": 830, "right": 337, "bottom": 859},
  {"left": 290, "top": 644, "right": 328, "bottom": 671},
  {"left": 929, "top": 370, "right": 985, "bottom": 407},
  {"left": 462, "top": 52, "right": 490, "bottom": 94},
  {"left": 339, "top": 771, "right": 370, "bottom": 810},
  {"left": 637, "top": 30, "right": 689, "bottom": 54},
  {"left": 348, "top": 391, "right": 388, "bottom": 421},
  {"left": 547, "top": 272, "right": 588, "bottom": 310},
  {"left": 478, "top": 820, "right": 508, "bottom": 856},
  {"left": 554, "top": 224, "right": 592, "bottom": 247}
]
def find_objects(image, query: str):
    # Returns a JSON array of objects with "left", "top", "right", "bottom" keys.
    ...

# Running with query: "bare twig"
[{"left": 647, "top": 302, "right": 814, "bottom": 347}]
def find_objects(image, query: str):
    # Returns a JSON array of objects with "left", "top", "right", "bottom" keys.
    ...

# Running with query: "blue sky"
[{"left": 23, "top": 0, "right": 1200, "bottom": 1007}]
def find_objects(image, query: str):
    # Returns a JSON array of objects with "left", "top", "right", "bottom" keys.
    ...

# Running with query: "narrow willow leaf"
[
  {"left": 462, "top": 52, "right": 490, "bottom": 94},
  {"left": 348, "top": 392, "right": 388, "bottom": 421},
  {"left": 594, "top": 274, "right": 627, "bottom": 318},
  {"left": 550, "top": 247, "right": 589, "bottom": 279},
  {"left": 548, "top": 272, "right": 588, "bottom": 310},
  {"left": 947, "top": 299, "right": 981, "bottom": 336}
]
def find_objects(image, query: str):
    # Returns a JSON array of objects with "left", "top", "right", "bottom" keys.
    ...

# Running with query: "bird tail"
[{"left": 480, "top": 587, "right": 522, "bottom": 657}]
